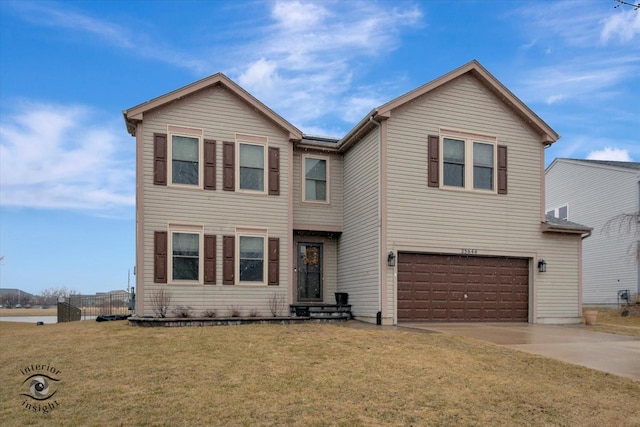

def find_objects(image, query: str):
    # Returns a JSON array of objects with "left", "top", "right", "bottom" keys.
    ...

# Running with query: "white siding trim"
[
  {"left": 167, "top": 125, "right": 204, "bottom": 189},
  {"left": 302, "top": 154, "right": 331, "bottom": 204},
  {"left": 236, "top": 133, "right": 268, "bottom": 195},
  {"left": 235, "top": 228, "right": 268, "bottom": 286},
  {"left": 168, "top": 223, "right": 204, "bottom": 285}
]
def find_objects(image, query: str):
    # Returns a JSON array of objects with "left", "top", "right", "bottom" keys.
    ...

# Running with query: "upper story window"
[
  {"left": 441, "top": 130, "right": 498, "bottom": 193},
  {"left": 236, "top": 134, "right": 268, "bottom": 193},
  {"left": 547, "top": 205, "right": 568, "bottom": 220},
  {"left": 172, "top": 136, "right": 199, "bottom": 185},
  {"left": 303, "top": 155, "right": 329, "bottom": 202},
  {"left": 168, "top": 126, "right": 204, "bottom": 188},
  {"left": 473, "top": 142, "right": 494, "bottom": 190},
  {"left": 239, "top": 143, "right": 265, "bottom": 191}
]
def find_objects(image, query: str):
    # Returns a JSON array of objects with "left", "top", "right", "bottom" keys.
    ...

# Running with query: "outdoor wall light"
[
  {"left": 387, "top": 251, "right": 396, "bottom": 267},
  {"left": 537, "top": 259, "right": 547, "bottom": 273}
]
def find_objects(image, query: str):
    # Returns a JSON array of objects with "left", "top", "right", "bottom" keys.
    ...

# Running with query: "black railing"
[{"left": 57, "top": 293, "right": 131, "bottom": 322}]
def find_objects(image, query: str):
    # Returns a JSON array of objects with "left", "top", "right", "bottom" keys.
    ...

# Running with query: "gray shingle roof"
[
  {"left": 544, "top": 214, "right": 592, "bottom": 232},
  {"left": 559, "top": 158, "right": 640, "bottom": 170}
]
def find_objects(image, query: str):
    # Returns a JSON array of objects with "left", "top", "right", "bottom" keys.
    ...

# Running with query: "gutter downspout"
[{"left": 368, "top": 115, "right": 383, "bottom": 324}]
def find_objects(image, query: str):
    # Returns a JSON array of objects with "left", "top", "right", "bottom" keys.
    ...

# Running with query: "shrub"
[
  {"left": 228, "top": 306, "right": 242, "bottom": 317},
  {"left": 172, "top": 306, "right": 193, "bottom": 318},
  {"left": 201, "top": 309, "right": 217, "bottom": 318},
  {"left": 268, "top": 292, "right": 285, "bottom": 317},
  {"left": 151, "top": 289, "right": 172, "bottom": 318}
]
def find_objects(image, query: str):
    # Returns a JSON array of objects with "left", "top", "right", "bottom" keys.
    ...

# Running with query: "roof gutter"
[
  {"left": 541, "top": 223, "right": 593, "bottom": 238},
  {"left": 338, "top": 109, "right": 379, "bottom": 153}
]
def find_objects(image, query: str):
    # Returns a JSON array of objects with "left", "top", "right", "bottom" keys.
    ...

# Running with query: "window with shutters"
[
  {"left": 440, "top": 130, "right": 499, "bottom": 193},
  {"left": 167, "top": 126, "right": 204, "bottom": 188},
  {"left": 168, "top": 225, "right": 204, "bottom": 283},
  {"left": 303, "top": 155, "right": 329, "bottom": 203},
  {"left": 236, "top": 133, "right": 267, "bottom": 193},
  {"left": 235, "top": 228, "right": 268, "bottom": 285}
]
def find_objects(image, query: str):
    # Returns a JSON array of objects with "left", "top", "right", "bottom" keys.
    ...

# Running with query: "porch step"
[{"left": 289, "top": 304, "right": 352, "bottom": 320}]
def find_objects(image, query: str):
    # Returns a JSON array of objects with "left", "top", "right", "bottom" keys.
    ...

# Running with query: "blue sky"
[{"left": 1, "top": 0, "right": 638, "bottom": 296}]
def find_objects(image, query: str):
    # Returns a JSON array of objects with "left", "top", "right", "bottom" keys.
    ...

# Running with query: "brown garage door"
[{"left": 398, "top": 253, "right": 529, "bottom": 322}]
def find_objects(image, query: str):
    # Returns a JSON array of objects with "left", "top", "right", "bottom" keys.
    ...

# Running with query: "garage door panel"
[{"left": 398, "top": 253, "right": 529, "bottom": 322}]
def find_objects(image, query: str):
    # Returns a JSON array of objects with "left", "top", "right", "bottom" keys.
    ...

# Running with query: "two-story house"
[
  {"left": 546, "top": 159, "right": 640, "bottom": 307},
  {"left": 124, "top": 60, "right": 590, "bottom": 325}
]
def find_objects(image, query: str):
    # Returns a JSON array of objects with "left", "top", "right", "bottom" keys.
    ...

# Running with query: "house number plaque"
[{"left": 461, "top": 248, "right": 478, "bottom": 255}]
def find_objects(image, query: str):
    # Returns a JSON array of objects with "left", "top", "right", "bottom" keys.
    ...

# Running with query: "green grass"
[{"left": 1, "top": 320, "right": 638, "bottom": 426}]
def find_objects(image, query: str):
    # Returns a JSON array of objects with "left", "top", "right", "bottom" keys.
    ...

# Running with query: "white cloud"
[
  {"left": 233, "top": 1, "right": 423, "bottom": 132},
  {"left": 587, "top": 147, "right": 632, "bottom": 161},
  {"left": 0, "top": 102, "right": 134, "bottom": 211},
  {"left": 8, "top": 1, "right": 209, "bottom": 74},
  {"left": 513, "top": 1, "right": 605, "bottom": 47},
  {"left": 545, "top": 94, "right": 566, "bottom": 105},
  {"left": 601, "top": 8, "right": 640, "bottom": 43},
  {"left": 9, "top": 1, "right": 423, "bottom": 135},
  {"left": 518, "top": 56, "right": 638, "bottom": 105}
]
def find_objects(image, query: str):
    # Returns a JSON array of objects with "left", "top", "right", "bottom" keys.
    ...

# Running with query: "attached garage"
[{"left": 397, "top": 253, "right": 529, "bottom": 322}]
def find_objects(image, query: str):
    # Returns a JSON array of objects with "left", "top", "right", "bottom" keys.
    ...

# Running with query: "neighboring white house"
[{"left": 546, "top": 158, "right": 640, "bottom": 306}]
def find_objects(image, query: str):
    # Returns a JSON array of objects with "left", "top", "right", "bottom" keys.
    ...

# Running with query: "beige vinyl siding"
[
  {"left": 140, "top": 85, "right": 290, "bottom": 316},
  {"left": 536, "top": 233, "right": 581, "bottom": 321},
  {"left": 546, "top": 161, "right": 640, "bottom": 305},
  {"left": 292, "top": 151, "right": 343, "bottom": 229},
  {"left": 339, "top": 128, "right": 380, "bottom": 320},
  {"left": 384, "top": 74, "right": 580, "bottom": 323}
]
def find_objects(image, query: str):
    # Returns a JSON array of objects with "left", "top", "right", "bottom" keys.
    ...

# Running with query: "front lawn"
[{"left": 0, "top": 320, "right": 638, "bottom": 426}]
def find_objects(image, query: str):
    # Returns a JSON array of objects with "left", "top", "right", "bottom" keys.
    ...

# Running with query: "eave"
[
  {"left": 339, "top": 60, "right": 559, "bottom": 151},
  {"left": 122, "top": 73, "right": 303, "bottom": 141},
  {"left": 541, "top": 222, "right": 593, "bottom": 237}
]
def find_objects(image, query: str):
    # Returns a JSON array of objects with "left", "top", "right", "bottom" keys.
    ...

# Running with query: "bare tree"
[
  {"left": 613, "top": 0, "right": 640, "bottom": 10},
  {"left": 150, "top": 289, "right": 172, "bottom": 318},
  {"left": 603, "top": 210, "right": 640, "bottom": 261},
  {"left": 39, "top": 287, "right": 79, "bottom": 305}
]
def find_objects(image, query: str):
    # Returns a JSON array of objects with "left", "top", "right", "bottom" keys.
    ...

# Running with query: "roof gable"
[
  {"left": 123, "top": 73, "right": 302, "bottom": 140},
  {"left": 340, "top": 60, "right": 558, "bottom": 149}
]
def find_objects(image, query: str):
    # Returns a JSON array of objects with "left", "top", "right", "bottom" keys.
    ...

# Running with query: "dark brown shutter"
[
  {"left": 268, "top": 237, "right": 279, "bottom": 286},
  {"left": 204, "top": 234, "right": 216, "bottom": 284},
  {"left": 154, "top": 231, "right": 168, "bottom": 283},
  {"left": 427, "top": 135, "right": 439, "bottom": 187},
  {"left": 223, "top": 236, "right": 235, "bottom": 285},
  {"left": 204, "top": 140, "right": 216, "bottom": 190},
  {"left": 268, "top": 147, "right": 280, "bottom": 196},
  {"left": 497, "top": 144, "right": 508, "bottom": 194},
  {"left": 154, "top": 133, "right": 167, "bottom": 186},
  {"left": 223, "top": 141, "right": 235, "bottom": 191}
]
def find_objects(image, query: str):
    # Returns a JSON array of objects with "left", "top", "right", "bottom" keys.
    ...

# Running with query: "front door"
[{"left": 297, "top": 243, "right": 323, "bottom": 302}]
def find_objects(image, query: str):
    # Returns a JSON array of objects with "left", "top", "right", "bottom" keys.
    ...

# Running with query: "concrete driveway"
[{"left": 400, "top": 323, "right": 640, "bottom": 381}]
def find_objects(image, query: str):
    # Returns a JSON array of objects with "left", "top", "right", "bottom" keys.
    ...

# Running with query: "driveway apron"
[{"left": 400, "top": 323, "right": 640, "bottom": 381}]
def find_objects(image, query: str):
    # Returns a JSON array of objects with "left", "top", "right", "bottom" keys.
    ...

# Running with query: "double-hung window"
[
  {"left": 237, "top": 230, "right": 267, "bottom": 284},
  {"left": 169, "top": 225, "right": 203, "bottom": 283},
  {"left": 168, "top": 126, "right": 203, "bottom": 187},
  {"left": 303, "top": 155, "right": 329, "bottom": 202},
  {"left": 441, "top": 131, "right": 497, "bottom": 192},
  {"left": 546, "top": 205, "right": 568, "bottom": 220},
  {"left": 237, "top": 134, "right": 267, "bottom": 193}
]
